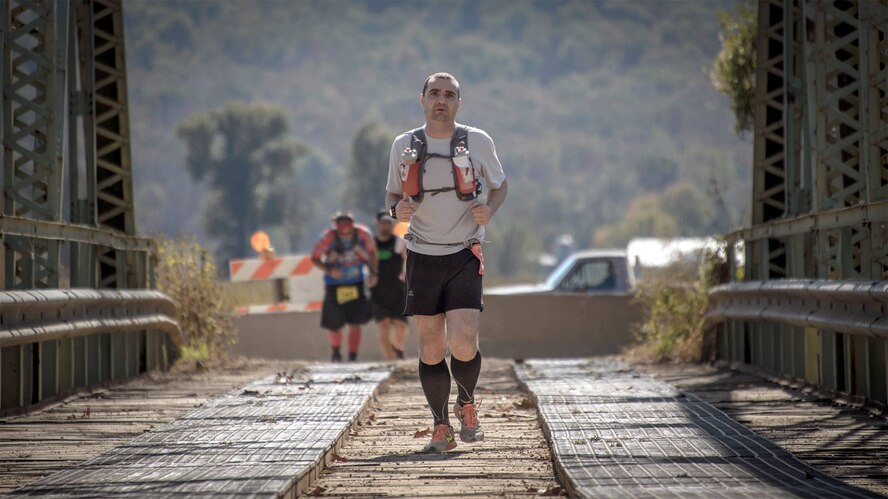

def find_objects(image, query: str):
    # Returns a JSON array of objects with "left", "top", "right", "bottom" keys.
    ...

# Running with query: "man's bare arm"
[
  {"left": 385, "top": 192, "right": 400, "bottom": 212},
  {"left": 486, "top": 178, "right": 508, "bottom": 218}
]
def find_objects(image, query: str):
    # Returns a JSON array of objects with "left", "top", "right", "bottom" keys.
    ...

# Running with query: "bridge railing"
[
  {"left": 706, "top": 280, "right": 888, "bottom": 406},
  {"left": 0, "top": 288, "right": 182, "bottom": 416},
  {"left": 0, "top": 215, "right": 182, "bottom": 416}
]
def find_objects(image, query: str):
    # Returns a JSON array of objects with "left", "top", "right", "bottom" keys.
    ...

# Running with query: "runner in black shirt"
[{"left": 369, "top": 211, "right": 409, "bottom": 360}]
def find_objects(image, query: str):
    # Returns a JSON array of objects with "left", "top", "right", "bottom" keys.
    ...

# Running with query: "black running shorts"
[
  {"left": 404, "top": 249, "right": 483, "bottom": 316},
  {"left": 370, "top": 279, "right": 407, "bottom": 323},
  {"left": 371, "top": 302, "right": 409, "bottom": 323},
  {"left": 320, "top": 283, "right": 371, "bottom": 330}
]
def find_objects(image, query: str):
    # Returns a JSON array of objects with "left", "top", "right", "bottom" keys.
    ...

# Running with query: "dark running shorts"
[
  {"left": 371, "top": 302, "right": 408, "bottom": 322},
  {"left": 404, "top": 249, "right": 483, "bottom": 316},
  {"left": 371, "top": 281, "right": 408, "bottom": 323},
  {"left": 320, "top": 283, "right": 371, "bottom": 330}
]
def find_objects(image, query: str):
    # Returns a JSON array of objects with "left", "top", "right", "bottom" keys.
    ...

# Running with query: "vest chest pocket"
[{"left": 336, "top": 285, "right": 360, "bottom": 304}]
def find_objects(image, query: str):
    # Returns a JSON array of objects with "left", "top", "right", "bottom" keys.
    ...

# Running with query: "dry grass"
[{"left": 625, "top": 252, "right": 724, "bottom": 364}]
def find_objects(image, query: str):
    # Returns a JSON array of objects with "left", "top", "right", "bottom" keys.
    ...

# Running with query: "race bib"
[{"left": 336, "top": 285, "right": 360, "bottom": 304}]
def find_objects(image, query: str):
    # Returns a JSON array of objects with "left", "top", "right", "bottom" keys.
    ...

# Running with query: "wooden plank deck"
[{"left": 0, "top": 359, "right": 289, "bottom": 494}]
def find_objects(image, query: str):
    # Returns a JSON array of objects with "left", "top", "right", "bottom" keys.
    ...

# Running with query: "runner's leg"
[
  {"left": 416, "top": 314, "right": 449, "bottom": 425},
  {"left": 377, "top": 318, "right": 394, "bottom": 360},
  {"left": 392, "top": 319, "right": 408, "bottom": 359},
  {"left": 347, "top": 325, "right": 361, "bottom": 361},
  {"left": 328, "top": 330, "right": 343, "bottom": 362},
  {"left": 446, "top": 309, "right": 481, "bottom": 406}
]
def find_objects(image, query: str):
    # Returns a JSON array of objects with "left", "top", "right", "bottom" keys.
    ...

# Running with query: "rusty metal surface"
[
  {"left": 515, "top": 358, "right": 881, "bottom": 498},
  {"left": 6, "top": 363, "right": 393, "bottom": 497}
]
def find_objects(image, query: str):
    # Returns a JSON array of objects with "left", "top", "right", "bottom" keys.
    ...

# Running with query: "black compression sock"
[
  {"left": 419, "top": 359, "right": 451, "bottom": 426},
  {"left": 450, "top": 351, "right": 482, "bottom": 407}
]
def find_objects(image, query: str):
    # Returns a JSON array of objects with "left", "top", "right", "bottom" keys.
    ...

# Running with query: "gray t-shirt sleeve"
[
  {"left": 472, "top": 129, "right": 506, "bottom": 190},
  {"left": 385, "top": 135, "right": 405, "bottom": 195}
]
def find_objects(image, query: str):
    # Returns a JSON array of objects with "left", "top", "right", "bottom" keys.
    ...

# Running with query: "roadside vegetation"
[
  {"left": 155, "top": 237, "right": 236, "bottom": 363},
  {"left": 627, "top": 250, "right": 728, "bottom": 363}
]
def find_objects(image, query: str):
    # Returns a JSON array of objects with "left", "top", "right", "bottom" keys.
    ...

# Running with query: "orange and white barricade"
[{"left": 229, "top": 254, "right": 325, "bottom": 315}]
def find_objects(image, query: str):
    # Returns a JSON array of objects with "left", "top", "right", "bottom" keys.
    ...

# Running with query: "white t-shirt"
[{"left": 386, "top": 124, "right": 506, "bottom": 256}]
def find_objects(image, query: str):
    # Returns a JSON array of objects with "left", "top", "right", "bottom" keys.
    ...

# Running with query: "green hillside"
[{"left": 124, "top": 0, "right": 750, "bottom": 277}]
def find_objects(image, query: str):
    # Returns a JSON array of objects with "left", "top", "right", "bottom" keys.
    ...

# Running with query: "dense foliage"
[
  {"left": 126, "top": 0, "right": 752, "bottom": 279},
  {"left": 711, "top": 0, "right": 757, "bottom": 135}
]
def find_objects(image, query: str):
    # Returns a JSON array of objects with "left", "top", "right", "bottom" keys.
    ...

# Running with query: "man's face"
[
  {"left": 376, "top": 219, "right": 394, "bottom": 238},
  {"left": 335, "top": 219, "right": 354, "bottom": 237},
  {"left": 421, "top": 77, "right": 460, "bottom": 123}
]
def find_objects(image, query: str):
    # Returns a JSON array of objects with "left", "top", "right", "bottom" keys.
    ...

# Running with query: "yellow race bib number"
[{"left": 336, "top": 285, "right": 360, "bottom": 305}]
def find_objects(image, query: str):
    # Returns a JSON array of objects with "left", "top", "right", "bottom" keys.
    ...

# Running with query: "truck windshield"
[{"left": 544, "top": 256, "right": 577, "bottom": 290}]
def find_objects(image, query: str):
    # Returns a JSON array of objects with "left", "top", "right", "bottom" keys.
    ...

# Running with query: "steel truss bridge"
[{"left": 0, "top": 1, "right": 887, "bottom": 495}]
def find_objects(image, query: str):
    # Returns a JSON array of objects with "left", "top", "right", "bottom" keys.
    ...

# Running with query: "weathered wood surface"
[
  {"left": 641, "top": 362, "right": 888, "bottom": 496},
  {"left": 301, "top": 359, "right": 563, "bottom": 497},
  {"left": 0, "top": 359, "right": 289, "bottom": 494}
]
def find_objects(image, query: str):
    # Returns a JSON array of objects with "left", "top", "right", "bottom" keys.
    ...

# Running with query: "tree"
[
  {"left": 711, "top": 0, "right": 757, "bottom": 136},
  {"left": 177, "top": 101, "right": 309, "bottom": 263},
  {"left": 345, "top": 122, "right": 392, "bottom": 215}
]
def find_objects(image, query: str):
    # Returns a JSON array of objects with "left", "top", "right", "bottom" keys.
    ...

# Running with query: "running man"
[
  {"left": 370, "top": 211, "right": 409, "bottom": 360},
  {"left": 310, "top": 212, "right": 378, "bottom": 362},
  {"left": 385, "top": 72, "right": 508, "bottom": 451}
]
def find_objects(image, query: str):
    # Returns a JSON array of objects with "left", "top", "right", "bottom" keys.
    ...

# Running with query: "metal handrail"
[
  {"left": 0, "top": 289, "right": 184, "bottom": 347},
  {"left": 706, "top": 280, "right": 888, "bottom": 338}
]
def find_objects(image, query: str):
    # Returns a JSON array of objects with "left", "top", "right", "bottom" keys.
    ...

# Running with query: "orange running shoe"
[
  {"left": 422, "top": 423, "right": 457, "bottom": 452},
  {"left": 453, "top": 402, "right": 484, "bottom": 443}
]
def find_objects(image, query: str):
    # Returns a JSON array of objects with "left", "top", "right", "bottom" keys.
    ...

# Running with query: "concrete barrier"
[
  {"left": 231, "top": 311, "right": 418, "bottom": 361},
  {"left": 480, "top": 293, "right": 641, "bottom": 359},
  {"left": 232, "top": 293, "right": 641, "bottom": 361}
]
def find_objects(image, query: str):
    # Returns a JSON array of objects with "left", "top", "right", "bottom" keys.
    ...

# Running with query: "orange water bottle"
[
  {"left": 452, "top": 145, "right": 475, "bottom": 197},
  {"left": 400, "top": 147, "right": 421, "bottom": 198}
]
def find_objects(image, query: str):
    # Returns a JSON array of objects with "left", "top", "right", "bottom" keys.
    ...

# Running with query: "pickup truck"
[{"left": 485, "top": 249, "right": 635, "bottom": 295}]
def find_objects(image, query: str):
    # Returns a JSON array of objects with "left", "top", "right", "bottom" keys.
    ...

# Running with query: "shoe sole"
[
  {"left": 423, "top": 440, "right": 457, "bottom": 452},
  {"left": 459, "top": 429, "right": 484, "bottom": 443}
]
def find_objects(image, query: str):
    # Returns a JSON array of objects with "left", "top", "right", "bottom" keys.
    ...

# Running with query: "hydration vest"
[
  {"left": 332, "top": 230, "right": 359, "bottom": 255},
  {"left": 398, "top": 125, "right": 482, "bottom": 203}
]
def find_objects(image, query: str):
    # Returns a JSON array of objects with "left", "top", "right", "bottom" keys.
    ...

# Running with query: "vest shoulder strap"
[
  {"left": 450, "top": 125, "right": 469, "bottom": 153},
  {"left": 411, "top": 126, "right": 469, "bottom": 158},
  {"left": 409, "top": 127, "right": 426, "bottom": 158}
]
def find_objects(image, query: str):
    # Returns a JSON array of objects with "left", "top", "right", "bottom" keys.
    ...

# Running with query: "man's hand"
[
  {"left": 396, "top": 192, "right": 417, "bottom": 222},
  {"left": 470, "top": 202, "right": 492, "bottom": 225},
  {"left": 368, "top": 273, "right": 378, "bottom": 288},
  {"left": 398, "top": 270, "right": 406, "bottom": 282},
  {"left": 329, "top": 268, "right": 344, "bottom": 279}
]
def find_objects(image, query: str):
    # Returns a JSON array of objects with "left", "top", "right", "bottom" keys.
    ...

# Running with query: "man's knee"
[
  {"left": 416, "top": 314, "right": 446, "bottom": 363},
  {"left": 446, "top": 309, "right": 479, "bottom": 360}
]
